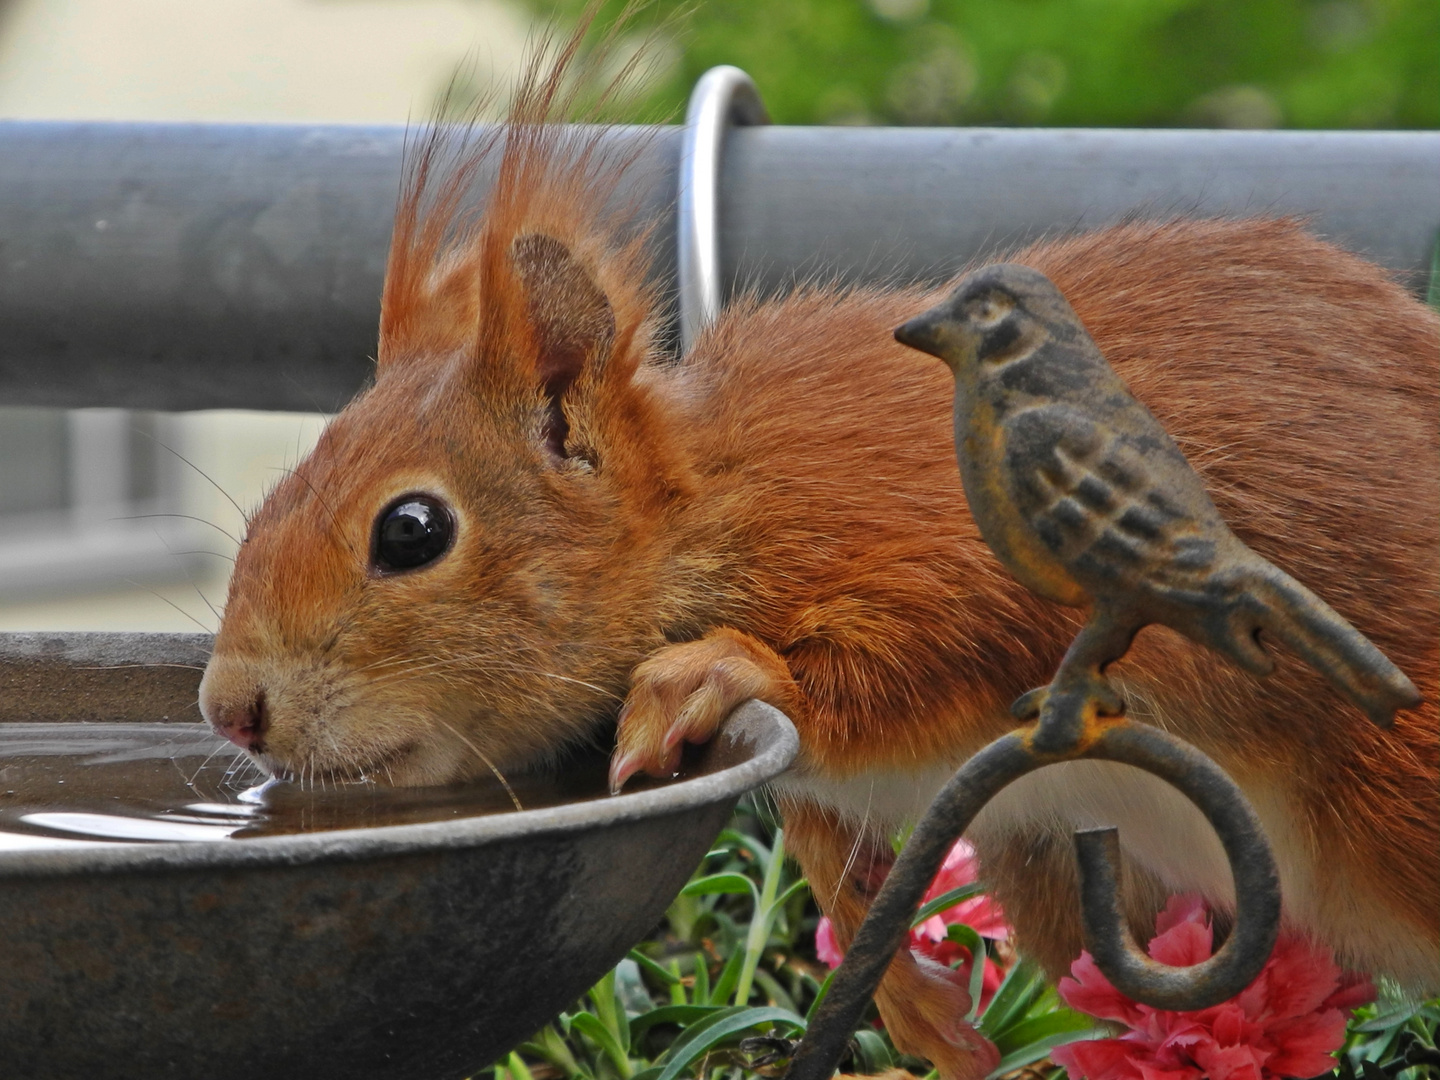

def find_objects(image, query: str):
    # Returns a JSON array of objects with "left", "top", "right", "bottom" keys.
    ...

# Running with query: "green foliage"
[
  {"left": 482, "top": 797, "right": 1429, "bottom": 1080},
  {"left": 490, "top": 800, "right": 823, "bottom": 1080},
  {"left": 977, "top": 958, "right": 1105, "bottom": 1076},
  {"left": 483, "top": 798, "right": 1098, "bottom": 1080},
  {"left": 526, "top": 0, "right": 1438, "bottom": 129},
  {"left": 1326, "top": 988, "right": 1440, "bottom": 1080}
]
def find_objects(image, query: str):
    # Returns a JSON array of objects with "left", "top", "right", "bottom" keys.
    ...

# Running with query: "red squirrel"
[{"left": 197, "top": 25, "right": 1439, "bottom": 1079}]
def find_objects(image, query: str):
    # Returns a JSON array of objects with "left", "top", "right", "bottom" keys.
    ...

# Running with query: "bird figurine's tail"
[{"left": 1232, "top": 558, "right": 1423, "bottom": 728}]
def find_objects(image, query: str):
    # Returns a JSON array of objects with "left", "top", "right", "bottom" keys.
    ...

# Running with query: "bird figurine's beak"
[{"left": 893, "top": 310, "right": 947, "bottom": 359}]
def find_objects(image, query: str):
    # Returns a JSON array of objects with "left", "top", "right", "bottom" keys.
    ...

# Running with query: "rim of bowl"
[{"left": 0, "top": 701, "right": 798, "bottom": 880}]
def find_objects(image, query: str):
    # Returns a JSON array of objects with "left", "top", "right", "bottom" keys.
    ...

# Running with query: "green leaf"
[
  {"left": 805, "top": 968, "right": 835, "bottom": 1025},
  {"left": 944, "top": 923, "right": 988, "bottom": 1021},
  {"left": 628, "top": 1004, "right": 727, "bottom": 1045},
  {"left": 503, "top": 1052, "right": 536, "bottom": 1080},
  {"left": 664, "top": 889, "right": 704, "bottom": 944},
  {"left": 734, "top": 828, "right": 788, "bottom": 1005},
  {"left": 773, "top": 877, "right": 811, "bottom": 916},
  {"left": 570, "top": 1012, "right": 635, "bottom": 1079},
  {"left": 588, "top": 969, "right": 630, "bottom": 1056},
  {"left": 628, "top": 949, "right": 683, "bottom": 987},
  {"left": 534, "top": 1023, "right": 592, "bottom": 1080},
  {"left": 850, "top": 1028, "right": 894, "bottom": 1073},
  {"left": 986, "top": 1026, "right": 1108, "bottom": 1078},
  {"left": 681, "top": 873, "right": 760, "bottom": 903},
  {"left": 667, "top": 959, "right": 687, "bottom": 1006},
  {"left": 692, "top": 953, "right": 711, "bottom": 1005},
  {"left": 651, "top": 1006, "right": 806, "bottom": 1080},
  {"left": 751, "top": 966, "right": 799, "bottom": 1013},
  {"left": 1355, "top": 1004, "right": 1432, "bottom": 1033},
  {"left": 614, "top": 958, "right": 653, "bottom": 1019},
  {"left": 714, "top": 827, "right": 771, "bottom": 865},
  {"left": 708, "top": 910, "right": 746, "bottom": 955},
  {"left": 991, "top": 1009, "right": 1098, "bottom": 1057},
  {"left": 710, "top": 946, "right": 746, "bottom": 1005},
  {"left": 977, "top": 958, "right": 1048, "bottom": 1041},
  {"left": 891, "top": 821, "right": 915, "bottom": 856},
  {"left": 911, "top": 883, "right": 986, "bottom": 927}
]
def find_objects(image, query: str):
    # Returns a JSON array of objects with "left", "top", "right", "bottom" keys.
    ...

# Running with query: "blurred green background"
[{"left": 531, "top": 0, "right": 1438, "bottom": 128}]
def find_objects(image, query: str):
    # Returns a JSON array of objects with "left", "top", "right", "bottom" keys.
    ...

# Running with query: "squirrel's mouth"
[
  {"left": 251, "top": 719, "right": 518, "bottom": 791},
  {"left": 235, "top": 705, "right": 430, "bottom": 787},
  {"left": 246, "top": 738, "right": 417, "bottom": 789}
]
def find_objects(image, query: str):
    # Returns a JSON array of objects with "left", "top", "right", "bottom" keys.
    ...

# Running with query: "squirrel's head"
[{"left": 200, "top": 37, "right": 691, "bottom": 787}]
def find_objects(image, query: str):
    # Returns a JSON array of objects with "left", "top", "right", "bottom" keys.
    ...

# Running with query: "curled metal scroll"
[
  {"left": 784, "top": 714, "right": 1282, "bottom": 1080},
  {"left": 677, "top": 65, "right": 769, "bottom": 354}
]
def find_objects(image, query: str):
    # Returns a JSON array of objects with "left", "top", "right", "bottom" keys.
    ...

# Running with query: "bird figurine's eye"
[
  {"left": 372, "top": 495, "right": 454, "bottom": 573},
  {"left": 968, "top": 292, "right": 1013, "bottom": 329}
]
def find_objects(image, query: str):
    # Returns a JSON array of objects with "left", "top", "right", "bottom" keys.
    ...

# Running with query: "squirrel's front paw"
[{"left": 610, "top": 628, "right": 798, "bottom": 793}]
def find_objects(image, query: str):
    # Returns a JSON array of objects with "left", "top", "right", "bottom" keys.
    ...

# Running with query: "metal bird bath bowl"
[{"left": 0, "top": 632, "right": 798, "bottom": 1080}]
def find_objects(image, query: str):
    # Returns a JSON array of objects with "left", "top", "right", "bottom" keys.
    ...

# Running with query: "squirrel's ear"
[{"left": 511, "top": 233, "right": 616, "bottom": 456}]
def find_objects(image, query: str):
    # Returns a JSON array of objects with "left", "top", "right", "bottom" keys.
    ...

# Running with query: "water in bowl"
[{"left": 0, "top": 722, "right": 631, "bottom": 850}]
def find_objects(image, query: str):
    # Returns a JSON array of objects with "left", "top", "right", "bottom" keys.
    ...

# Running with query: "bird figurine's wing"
[{"left": 999, "top": 403, "right": 1224, "bottom": 603}]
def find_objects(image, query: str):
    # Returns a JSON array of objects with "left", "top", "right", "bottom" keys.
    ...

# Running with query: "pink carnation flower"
[
  {"left": 1052, "top": 894, "right": 1375, "bottom": 1080},
  {"left": 815, "top": 839, "right": 1011, "bottom": 1012}
]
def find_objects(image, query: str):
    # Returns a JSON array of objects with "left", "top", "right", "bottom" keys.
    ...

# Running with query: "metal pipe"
[
  {"left": 1, "top": 121, "right": 1436, "bottom": 410},
  {"left": 0, "top": 121, "right": 675, "bottom": 412}
]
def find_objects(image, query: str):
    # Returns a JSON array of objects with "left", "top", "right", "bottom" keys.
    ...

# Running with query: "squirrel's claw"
[{"left": 607, "top": 750, "right": 644, "bottom": 795}]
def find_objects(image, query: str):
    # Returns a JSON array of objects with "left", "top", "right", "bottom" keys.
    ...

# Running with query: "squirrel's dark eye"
[{"left": 372, "top": 495, "right": 454, "bottom": 573}]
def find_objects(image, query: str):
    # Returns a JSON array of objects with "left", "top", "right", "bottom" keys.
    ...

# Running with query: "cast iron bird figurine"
[{"left": 894, "top": 263, "right": 1422, "bottom": 744}]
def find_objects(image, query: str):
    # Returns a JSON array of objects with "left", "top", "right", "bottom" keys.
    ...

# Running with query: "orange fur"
[{"left": 200, "top": 20, "right": 1439, "bottom": 1079}]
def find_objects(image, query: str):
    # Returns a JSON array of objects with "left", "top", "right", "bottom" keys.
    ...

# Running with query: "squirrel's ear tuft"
[{"left": 511, "top": 233, "right": 616, "bottom": 458}]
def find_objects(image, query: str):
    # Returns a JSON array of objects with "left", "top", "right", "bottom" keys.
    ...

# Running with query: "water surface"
[{"left": 0, "top": 722, "right": 626, "bottom": 850}]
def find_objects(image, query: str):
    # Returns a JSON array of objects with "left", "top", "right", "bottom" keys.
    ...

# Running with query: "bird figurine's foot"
[
  {"left": 1010, "top": 686, "right": 1048, "bottom": 720},
  {"left": 1016, "top": 671, "right": 1127, "bottom": 754},
  {"left": 1010, "top": 674, "right": 1125, "bottom": 723},
  {"left": 1074, "top": 673, "right": 1126, "bottom": 718}
]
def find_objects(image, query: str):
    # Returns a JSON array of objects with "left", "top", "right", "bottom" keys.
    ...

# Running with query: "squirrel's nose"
[{"left": 211, "top": 692, "right": 269, "bottom": 752}]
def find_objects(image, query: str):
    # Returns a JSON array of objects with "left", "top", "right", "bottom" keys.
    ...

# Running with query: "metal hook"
[
  {"left": 677, "top": 66, "right": 769, "bottom": 354},
  {"left": 1071, "top": 722, "right": 1281, "bottom": 1011},
  {"left": 784, "top": 717, "right": 1281, "bottom": 1080}
]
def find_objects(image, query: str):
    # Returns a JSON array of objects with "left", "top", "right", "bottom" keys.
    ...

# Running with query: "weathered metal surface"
[
  {"left": 0, "top": 631, "right": 212, "bottom": 723},
  {"left": 0, "top": 696, "right": 798, "bottom": 1080},
  {"left": 2, "top": 123, "right": 1436, "bottom": 410}
]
